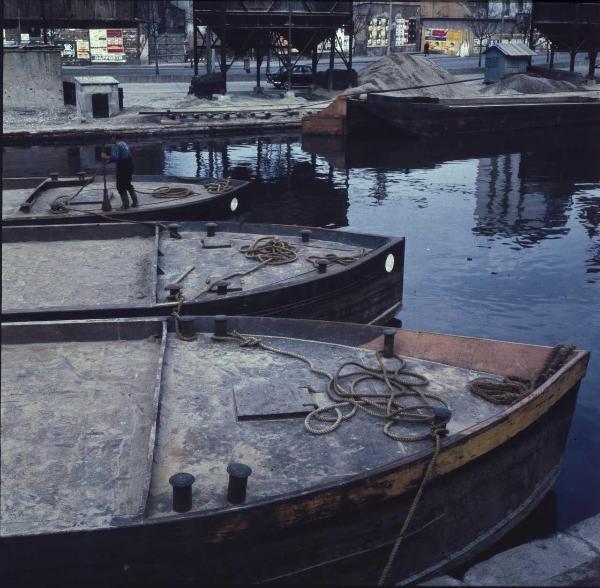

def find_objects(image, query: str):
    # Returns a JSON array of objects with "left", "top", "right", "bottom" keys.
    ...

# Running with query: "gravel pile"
[
  {"left": 482, "top": 74, "right": 581, "bottom": 95},
  {"left": 343, "top": 53, "right": 478, "bottom": 98}
]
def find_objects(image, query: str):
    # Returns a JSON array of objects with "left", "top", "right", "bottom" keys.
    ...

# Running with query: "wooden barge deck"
[
  {"left": 0, "top": 316, "right": 589, "bottom": 585},
  {"left": 1, "top": 221, "right": 405, "bottom": 324},
  {"left": 1, "top": 175, "right": 249, "bottom": 226},
  {"left": 347, "top": 94, "right": 600, "bottom": 138}
]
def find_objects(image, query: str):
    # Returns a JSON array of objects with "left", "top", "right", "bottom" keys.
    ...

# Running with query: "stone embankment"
[{"left": 420, "top": 514, "right": 600, "bottom": 586}]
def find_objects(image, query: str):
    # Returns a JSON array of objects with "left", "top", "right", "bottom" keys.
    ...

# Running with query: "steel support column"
[{"left": 328, "top": 31, "right": 335, "bottom": 91}]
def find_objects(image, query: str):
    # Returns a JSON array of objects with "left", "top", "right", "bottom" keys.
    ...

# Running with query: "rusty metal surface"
[{"left": 1, "top": 335, "right": 163, "bottom": 537}]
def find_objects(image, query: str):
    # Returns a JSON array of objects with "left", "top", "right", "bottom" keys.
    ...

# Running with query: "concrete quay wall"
[
  {"left": 3, "top": 47, "right": 64, "bottom": 111},
  {"left": 421, "top": 514, "right": 600, "bottom": 586}
]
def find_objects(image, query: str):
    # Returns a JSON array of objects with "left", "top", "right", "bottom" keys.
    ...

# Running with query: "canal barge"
[
  {"left": 1, "top": 220, "right": 405, "bottom": 324},
  {"left": 1, "top": 315, "right": 589, "bottom": 585},
  {"left": 1, "top": 174, "right": 249, "bottom": 226},
  {"left": 347, "top": 93, "right": 600, "bottom": 138}
]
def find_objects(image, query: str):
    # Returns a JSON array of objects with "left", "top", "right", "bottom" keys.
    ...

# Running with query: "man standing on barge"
[{"left": 101, "top": 133, "right": 139, "bottom": 210}]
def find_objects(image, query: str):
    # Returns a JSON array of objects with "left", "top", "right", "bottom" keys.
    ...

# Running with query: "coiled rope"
[
  {"left": 206, "top": 178, "right": 232, "bottom": 193},
  {"left": 191, "top": 236, "right": 299, "bottom": 300},
  {"left": 469, "top": 343, "right": 576, "bottom": 405},
  {"left": 136, "top": 186, "right": 195, "bottom": 199}
]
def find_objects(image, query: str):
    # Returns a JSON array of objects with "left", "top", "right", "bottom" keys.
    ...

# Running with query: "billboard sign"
[{"left": 90, "top": 29, "right": 126, "bottom": 62}]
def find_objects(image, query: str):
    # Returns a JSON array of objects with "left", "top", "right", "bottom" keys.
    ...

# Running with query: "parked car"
[{"left": 267, "top": 65, "right": 313, "bottom": 89}]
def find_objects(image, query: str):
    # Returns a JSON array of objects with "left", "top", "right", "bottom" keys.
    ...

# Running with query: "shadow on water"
[{"left": 3, "top": 126, "right": 599, "bottom": 567}]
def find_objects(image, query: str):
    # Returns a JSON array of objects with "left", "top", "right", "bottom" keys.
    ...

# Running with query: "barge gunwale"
[
  {"left": 347, "top": 94, "right": 600, "bottom": 138},
  {"left": 0, "top": 316, "right": 589, "bottom": 585},
  {"left": 1, "top": 175, "right": 250, "bottom": 226},
  {"left": 1, "top": 221, "right": 405, "bottom": 325}
]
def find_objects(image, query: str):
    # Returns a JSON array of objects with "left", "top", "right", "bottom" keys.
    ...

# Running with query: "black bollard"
[
  {"left": 206, "top": 222, "right": 218, "bottom": 237},
  {"left": 78, "top": 171, "right": 86, "bottom": 181},
  {"left": 50, "top": 172, "right": 59, "bottom": 182},
  {"left": 214, "top": 315, "right": 228, "bottom": 337},
  {"left": 216, "top": 281, "right": 229, "bottom": 296},
  {"left": 226, "top": 463, "right": 252, "bottom": 504},
  {"left": 166, "top": 223, "right": 181, "bottom": 239},
  {"left": 169, "top": 472, "right": 195, "bottom": 513},
  {"left": 317, "top": 259, "right": 328, "bottom": 274},
  {"left": 178, "top": 316, "right": 196, "bottom": 339},
  {"left": 432, "top": 406, "right": 452, "bottom": 436},
  {"left": 300, "top": 229, "right": 311, "bottom": 243},
  {"left": 166, "top": 283, "right": 183, "bottom": 301},
  {"left": 383, "top": 328, "right": 396, "bottom": 358}
]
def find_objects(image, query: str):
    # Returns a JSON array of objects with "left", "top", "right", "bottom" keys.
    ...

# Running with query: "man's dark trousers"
[{"left": 116, "top": 158, "right": 138, "bottom": 208}]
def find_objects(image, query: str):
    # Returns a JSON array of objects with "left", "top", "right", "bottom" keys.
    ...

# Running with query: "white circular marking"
[
  {"left": 230, "top": 197, "right": 239, "bottom": 212},
  {"left": 385, "top": 253, "right": 395, "bottom": 273}
]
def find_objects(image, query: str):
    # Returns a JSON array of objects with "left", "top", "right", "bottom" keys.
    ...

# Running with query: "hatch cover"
[{"left": 233, "top": 384, "right": 317, "bottom": 421}]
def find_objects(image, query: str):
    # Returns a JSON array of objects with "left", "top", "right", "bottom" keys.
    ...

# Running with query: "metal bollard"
[
  {"left": 214, "top": 315, "right": 228, "bottom": 337},
  {"left": 206, "top": 222, "right": 218, "bottom": 237},
  {"left": 166, "top": 223, "right": 181, "bottom": 239},
  {"left": 178, "top": 316, "right": 196, "bottom": 339},
  {"left": 432, "top": 406, "right": 452, "bottom": 436},
  {"left": 300, "top": 229, "right": 311, "bottom": 243},
  {"left": 227, "top": 463, "right": 252, "bottom": 504},
  {"left": 169, "top": 472, "right": 195, "bottom": 513},
  {"left": 216, "top": 281, "right": 229, "bottom": 296},
  {"left": 383, "top": 328, "right": 396, "bottom": 358},
  {"left": 78, "top": 171, "right": 86, "bottom": 181},
  {"left": 166, "top": 283, "right": 183, "bottom": 301},
  {"left": 317, "top": 259, "right": 328, "bottom": 274},
  {"left": 50, "top": 172, "right": 59, "bottom": 182}
]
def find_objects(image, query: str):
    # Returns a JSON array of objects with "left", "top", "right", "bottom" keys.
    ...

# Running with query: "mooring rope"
[
  {"left": 469, "top": 343, "right": 576, "bottom": 405},
  {"left": 190, "top": 236, "right": 299, "bottom": 300},
  {"left": 48, "top": 164, "right": 103, "bottom": 212},
  {"left": 205, "top": 178, "right": 232, "bottom": 193},
  {"left": 135, "top": 185, "right": 195, "bottom": 198}
]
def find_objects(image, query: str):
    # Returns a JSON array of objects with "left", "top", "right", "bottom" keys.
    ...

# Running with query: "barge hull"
[
  {"left": 0, "top": 317, "right": 588, "bottom": 586},
  {"left": 347, "top": 97, "right": 600, "bottom": 138}
]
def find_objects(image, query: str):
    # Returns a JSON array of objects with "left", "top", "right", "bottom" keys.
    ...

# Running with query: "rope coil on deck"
[
  {"left": 205, "top": 178, "right": 232, "bottom": 193},
  {"left": 135, "top": 186, "right": 195, "bottom": 198},
  {"left": 469, "top": 343, "right": 576, "bottom": 405}
]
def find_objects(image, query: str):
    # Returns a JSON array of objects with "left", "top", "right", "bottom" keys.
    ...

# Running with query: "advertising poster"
[
  {"left": 90, "top": 29, "right": 126, "bottom": 62},
  {"left": 76, "top": 39, "right": 90, "bottom": 59},
  {"left": 367, "top": 16, "right": 389, "bottom": 48},
  {"left": 61, "top": 42, "right": 75, "bottom": 58},
  {"left": 423, "top": 28, "right": 466, "bottom": 55},
  {"left": 394, "top": 17, "right": 407, "bottom": 47}
]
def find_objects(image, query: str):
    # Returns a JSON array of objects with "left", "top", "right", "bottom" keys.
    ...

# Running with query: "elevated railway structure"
[
  {"left": 2, "top": 0, "right": 140, "bottom": 41},
  {"left": 532, "top": 1, "right": 600, "bottom": 78},
  {"left": 192, "top": 1, "right": 354, "bottom": 93}
]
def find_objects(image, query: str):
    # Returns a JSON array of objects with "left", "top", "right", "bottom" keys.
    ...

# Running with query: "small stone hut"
[{"left": 484, "top": 43, "right": 536, "bottom": 83}]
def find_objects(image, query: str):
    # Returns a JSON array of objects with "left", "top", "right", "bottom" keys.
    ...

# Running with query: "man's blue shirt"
[{"left": 109, "top": 140, "right": 132, "bottom": 162}]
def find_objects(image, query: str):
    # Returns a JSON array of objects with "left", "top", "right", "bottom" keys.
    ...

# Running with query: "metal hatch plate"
[{"left": 233, "top": 384, "right": 317, "bottom": 421}]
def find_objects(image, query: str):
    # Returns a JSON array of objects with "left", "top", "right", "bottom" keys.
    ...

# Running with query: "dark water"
[{"left": 3, "top": 128, "right": 599, "bottom": 557}]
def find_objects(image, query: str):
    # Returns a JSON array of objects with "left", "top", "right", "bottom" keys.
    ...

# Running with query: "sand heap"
[
  {"left": 343, "top": 53, "right": 477, "bottom": 98},
  {"left": 482, "top": 73, "right": 582, "bottom": 95}
]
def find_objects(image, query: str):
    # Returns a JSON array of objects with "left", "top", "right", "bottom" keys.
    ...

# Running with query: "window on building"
[{"left": 502, "top": 0, "right": 511, "bottom": 16}]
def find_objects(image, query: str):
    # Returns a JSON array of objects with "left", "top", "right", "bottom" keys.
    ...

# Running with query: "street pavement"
[{"left": 63, "top": 51, "right": 580, "bottom": 80}]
